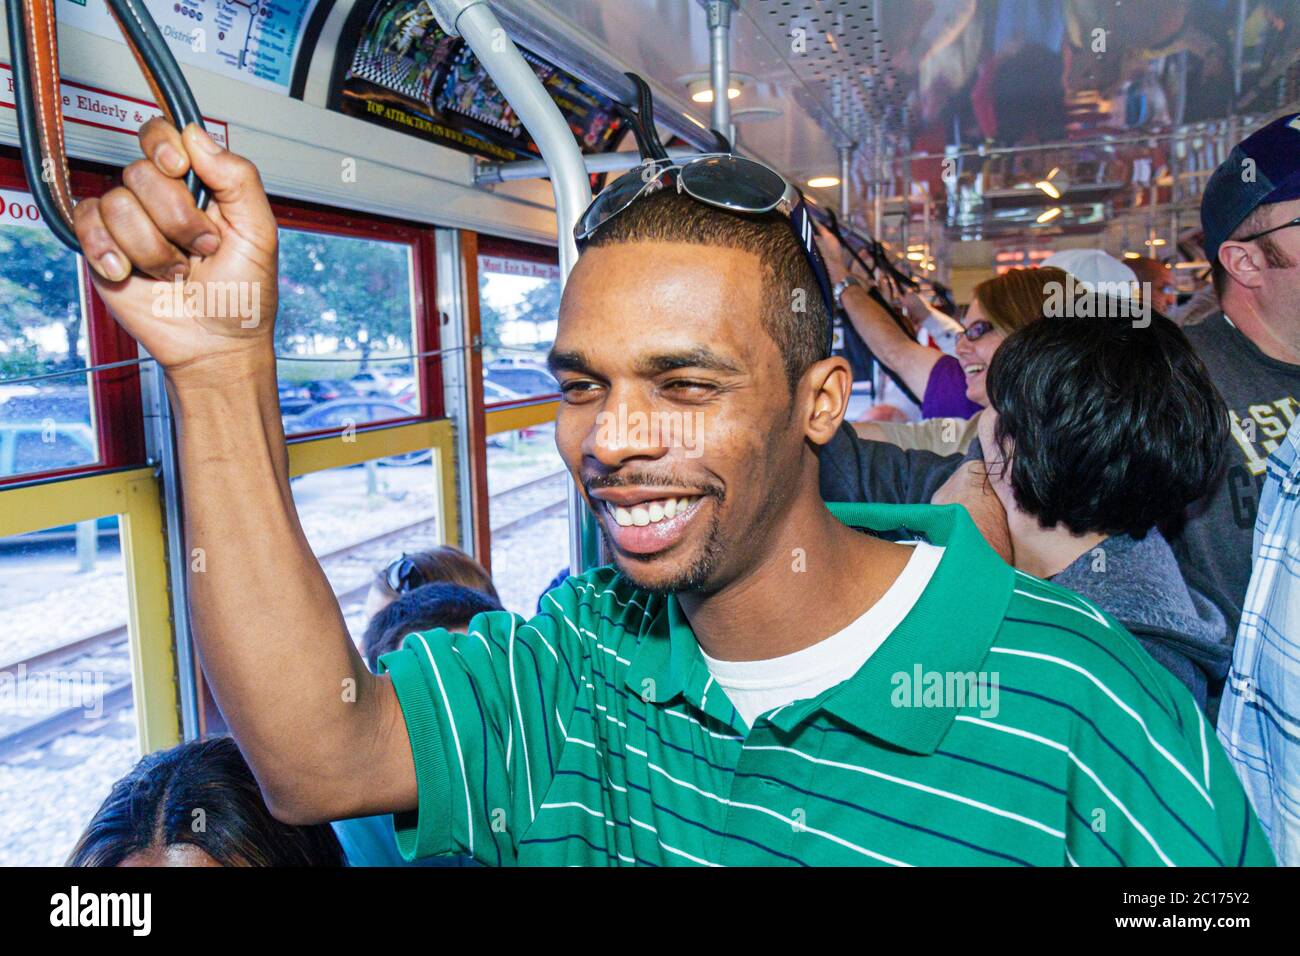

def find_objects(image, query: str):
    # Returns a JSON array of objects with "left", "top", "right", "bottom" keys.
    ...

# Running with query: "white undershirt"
[{"left": 700, "top": 541, "right": 944, "bottom": 729}]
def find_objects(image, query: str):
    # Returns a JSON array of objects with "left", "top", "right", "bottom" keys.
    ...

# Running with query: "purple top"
[{"left": 921, "top": 354, "right": 983, "bottom": 420}]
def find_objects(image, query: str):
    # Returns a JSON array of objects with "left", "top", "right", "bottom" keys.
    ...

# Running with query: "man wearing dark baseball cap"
[{"left": 1171, "top": 112, "right": 1300, "bottom": 715}]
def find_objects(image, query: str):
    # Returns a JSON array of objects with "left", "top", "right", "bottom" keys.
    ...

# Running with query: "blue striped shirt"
[{"left": 1218, "top": 416, "right": 1300, "bottom": 865}]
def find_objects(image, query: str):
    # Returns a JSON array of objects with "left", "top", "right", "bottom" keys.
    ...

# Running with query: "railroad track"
[{"left": 0, "top": 469, "right": 570, "bottom": 762}]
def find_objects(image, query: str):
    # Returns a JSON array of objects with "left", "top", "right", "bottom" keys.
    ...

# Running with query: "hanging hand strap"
[{"left": 6, "top": 0, "right": 209, "bottom": 253}]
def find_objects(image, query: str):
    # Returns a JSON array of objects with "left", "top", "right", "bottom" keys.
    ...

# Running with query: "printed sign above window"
[{"left": 328, "top": 0, "right": 626, "bottom": 162}]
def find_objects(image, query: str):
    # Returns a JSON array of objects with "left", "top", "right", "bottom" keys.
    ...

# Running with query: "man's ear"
[
  {"left": 1218, "top": 241, "right": 1266, "bottom": 291},
  {"left": 801, "top": 355, "right": 853, "bottom": 446}
]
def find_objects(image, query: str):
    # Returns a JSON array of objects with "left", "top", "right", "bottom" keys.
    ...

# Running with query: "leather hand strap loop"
[{"left": 6, "top": 0, "right": 210, "bottom": 253}]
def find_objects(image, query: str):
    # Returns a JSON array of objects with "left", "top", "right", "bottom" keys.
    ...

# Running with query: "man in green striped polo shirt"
[
  {"left": 377, "top": 184, "right": 1270, "bottom": 866},
  {"left": 83, "top": 122, "right": 1270, "bottom": 866},
  {"left": 384, "top": 499, "right": 1271, "bottom": 865}
]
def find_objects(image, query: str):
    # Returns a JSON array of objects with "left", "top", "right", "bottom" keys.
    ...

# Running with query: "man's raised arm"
[{"left": 73, "top": 120, "right": 415, "bottom": 823}]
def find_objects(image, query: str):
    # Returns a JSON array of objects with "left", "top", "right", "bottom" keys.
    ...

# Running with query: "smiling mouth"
[
  {"left": 594, "top": 495, "right": 707, "bottom": 556},
  {"left": 963, "top": 363, "right": 987, "bottom": 377}
]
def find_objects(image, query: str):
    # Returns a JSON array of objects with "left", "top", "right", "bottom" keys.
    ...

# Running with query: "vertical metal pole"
[
  {"left": 435, "top": 228, "right": 477, "bottom": 554},
  {"left": 705, "top": 0, "right": 737, "bottom": 141},
  {"left": 1231, "top": 0, "right": 1246, "bottom": 106},
  {"left": 139, "top": 353, "right": 200, "bottom": 740},
  {"left": 839, "top": 144, "right": 853, "bottom": 223},
  {"left": 429, "top": 0, "right": 596, "bottom": 573},
  {"left": 873, "top": 124, "right": 885, "bottom": 238}
]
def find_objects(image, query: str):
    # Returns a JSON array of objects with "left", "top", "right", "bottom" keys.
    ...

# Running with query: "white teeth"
[{"left": 608, "top": 496, "right": 700, "bottom": 529}]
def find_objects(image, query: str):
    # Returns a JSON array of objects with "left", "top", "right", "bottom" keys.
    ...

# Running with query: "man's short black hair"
[
  {"left": 363, "top": 583, "right": 503, "bottom": 671},
  {"left": 580, "top": 188, "right": 831, "bottom": 389},
  {"left": 986, "top": 309, "right": 1227, "bottom": 539}
]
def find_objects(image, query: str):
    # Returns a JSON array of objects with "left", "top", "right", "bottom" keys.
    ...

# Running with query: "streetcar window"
[
  {"left": 288, "top": 455, "right": 445, "bottom": 649},
  {"left": 477, "top": 253, "right": 561, "bottom": 405},
  {"left": 0, "top": 188, "right": 98, "bottom": 480},
  {"left": 0, "top": 522, "right": 138, "bottom": 867},
  {"left": 276, "top": 228, "right": 420, "bottom": 434},
  {"left": 487, "top": 421, "right": 569, "bottom": 614}
]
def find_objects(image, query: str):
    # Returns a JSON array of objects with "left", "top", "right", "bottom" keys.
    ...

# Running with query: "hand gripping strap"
[{"left": 6, "top": 0, "right": 209, "bottom": 253}]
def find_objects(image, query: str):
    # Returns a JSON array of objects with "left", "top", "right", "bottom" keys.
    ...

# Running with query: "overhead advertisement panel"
[
  {"left": 56, "top": 0, "right": 327, "bottom": 95},
  {"left": 328, "top": 0, "right": 626, "bottom": 162}
]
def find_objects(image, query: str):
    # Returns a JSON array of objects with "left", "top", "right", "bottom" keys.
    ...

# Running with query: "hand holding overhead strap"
[{"left": 5, "top": 0, "right": 209, "bottom": 253}]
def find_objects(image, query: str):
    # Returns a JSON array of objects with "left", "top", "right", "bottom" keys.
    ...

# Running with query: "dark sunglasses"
[
  {"left": 1232, "top": 215, "right": 1300, "bottom": 245},
  {"left": 574, "top": 153, "right": 832, "bottom": 318},
  {"left": 575, "top": 153, "right": 798, "bottom": 242},
  {"left": 960, "top": 319, "right": 995, "bottom": 342},
  {"left": 384, "top": 555, "right": 425, "bottom": 595}
]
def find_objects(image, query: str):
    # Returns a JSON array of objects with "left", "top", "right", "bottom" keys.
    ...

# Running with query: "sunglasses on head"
[
  {"left": 574, "top": 153, "right": 833, "bottom": 318},
  {"left": 575, "top": 153, "right": 799, "bottom": 242},
  {"left": 385, "top": 555, "right": 425, "bottom": 595},
  {"left": 576, "top": 72, "right": 834, "bottom": 318}
]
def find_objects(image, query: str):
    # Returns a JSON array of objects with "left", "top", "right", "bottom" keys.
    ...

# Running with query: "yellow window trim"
[
  {"left": 287, "top": 417, "right": 460, "bottom": 548},
  {"left": 0, "top": 467, "right": 180, "bottom": 753},
  {"left": 485, "top": 399, "right": 559, "bottom": 436}
]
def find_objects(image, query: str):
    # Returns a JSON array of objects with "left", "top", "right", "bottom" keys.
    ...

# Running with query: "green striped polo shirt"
[{"left": 380, "top": 502, "right": 1274, "bottom": 866}]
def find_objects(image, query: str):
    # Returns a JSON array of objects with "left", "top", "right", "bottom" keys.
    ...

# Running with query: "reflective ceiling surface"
[{"left": 501, "top": 0, "right": 1300, "bottom": 237}]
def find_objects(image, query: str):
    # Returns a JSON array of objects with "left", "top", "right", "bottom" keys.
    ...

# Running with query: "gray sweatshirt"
[{"left": 1051, "top": 529, "right": 1231, "bottom": 714}]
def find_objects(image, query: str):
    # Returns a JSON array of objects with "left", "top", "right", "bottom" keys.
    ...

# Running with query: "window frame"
[
  {"left": 272, "top": 199, "right": 443, "bottom": 443},
  {"left": 0, "top": 150, "right": 146, "bottom": 487},
  {"left": 476, "top": 234, "right": 562, "bottom": 411}
]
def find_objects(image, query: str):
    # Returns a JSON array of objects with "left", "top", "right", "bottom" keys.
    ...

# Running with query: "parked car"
[
  {"left": 277, "top": 381, "right": 312, "bottom": 417},
  {"left": 349, "top": 369, "right": 406, "bottom": 396},
  {"left": 483, "top": 379, "right": 525, "bottom": 405},
  {"left": 0, "top": 420, "right": 97, "bottom": 479},
  {"left": 282, "top": 398, "right": 429, "bottom": 465},
  {"left": 484, "top": 360, "right": 558, "bottom": 398},
  {"left": 304, "top": 379, "right": 357, "bottom": 403}
]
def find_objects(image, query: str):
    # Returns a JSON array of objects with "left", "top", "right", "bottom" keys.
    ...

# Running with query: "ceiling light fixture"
[
  {"left": 807, "top": 176, "right": 841, "bottom": 189},
  {"left": 1036, "top": 207, "right": 1062, "bottom": 224},
  {"left": 679, "top": 72, "right": 753, "bottom": 105}
]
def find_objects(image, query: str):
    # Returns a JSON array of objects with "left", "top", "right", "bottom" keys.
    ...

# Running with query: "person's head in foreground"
[
  {"left": 1204, "top": 112, "right": 1300, "bottom": 350},
  {"left": 67, "top": 737, "right": 345, "bottom": 867},
  {"left": 983, "top": 308, "right": 1226, "bottom": 549},
  {"left": 554, "top": 186, "right": 849, "bottom": 595},
  {"left": 363, "top": 582, "right": 503, "bottom": 671},
  {"left": 982, "top": 309, "right": 1229, "bottom": 701},
  {"left": 364, "top": 545, "right": 499, "bottom": 621},
  {"left": 954, "top": 266, "right": 1070, "bottom": 407}
]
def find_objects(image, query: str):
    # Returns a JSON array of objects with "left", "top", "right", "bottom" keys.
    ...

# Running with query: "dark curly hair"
[
  {"left": 985, "top": 308, "right": 1227, "bottom": 538},
  {"left": 67, "top": 736, "right": 344, "bottom": 867}
]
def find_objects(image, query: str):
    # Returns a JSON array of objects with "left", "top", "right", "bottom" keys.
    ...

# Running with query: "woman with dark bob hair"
[
  {"left": 980, "top": 306, "right": 1231, "bottom": 711},
  {"left": 67, "top": 736, "right": 345, "bottom": 867}
]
